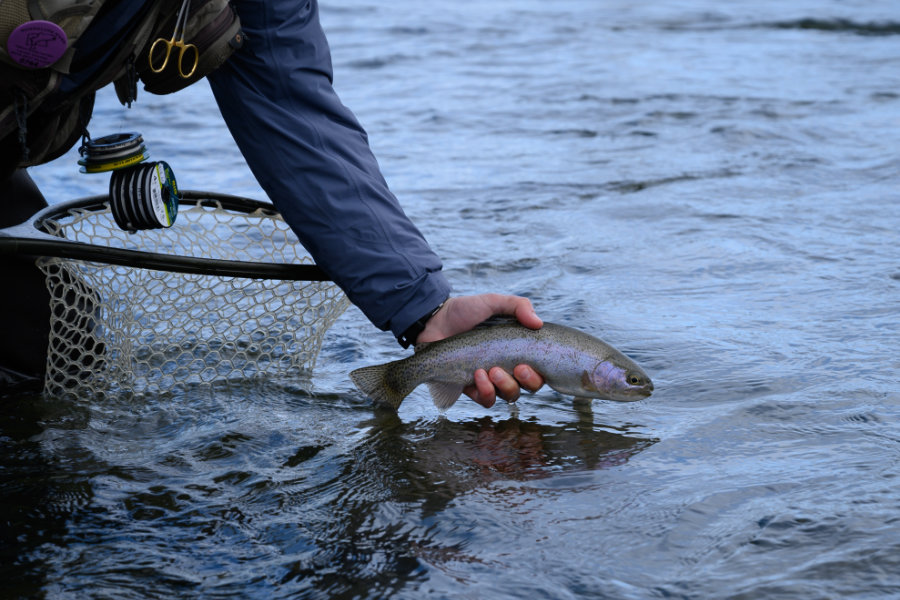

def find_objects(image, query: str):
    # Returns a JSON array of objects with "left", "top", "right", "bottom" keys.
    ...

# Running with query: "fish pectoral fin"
[
  {"left": 427, "top": 382, "right": 465, "bottom": 410},
  {"left": 581, "top": 370, "right": 598, "bottom": 393}
]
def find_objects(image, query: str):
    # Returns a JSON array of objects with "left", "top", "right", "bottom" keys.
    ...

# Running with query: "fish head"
[{"left": 582, "top": 360, "right": 654, "bottom": 402}]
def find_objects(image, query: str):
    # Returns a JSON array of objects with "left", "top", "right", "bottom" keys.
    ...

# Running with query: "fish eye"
[{"left": 627, "top": 373, "right": 643, "bottom": 386}]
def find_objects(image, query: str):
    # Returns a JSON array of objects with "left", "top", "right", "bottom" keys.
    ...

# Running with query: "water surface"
[{"left": 7, "top": 0, "right": 899, "bottom": 597}]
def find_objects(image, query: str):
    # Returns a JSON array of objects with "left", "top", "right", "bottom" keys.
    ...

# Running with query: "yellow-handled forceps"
[{"left": 149, "top": 0, "right": 198, "bottom": 78}]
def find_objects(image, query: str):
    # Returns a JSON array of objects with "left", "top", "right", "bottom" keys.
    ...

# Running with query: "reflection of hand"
[{"left": 416, "top": 294, "right": 546, "bottom": 408}]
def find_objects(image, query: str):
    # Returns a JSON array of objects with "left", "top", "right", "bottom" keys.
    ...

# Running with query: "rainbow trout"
[{"left": 350, "top": 320, "right": 653, "bottom": 410}]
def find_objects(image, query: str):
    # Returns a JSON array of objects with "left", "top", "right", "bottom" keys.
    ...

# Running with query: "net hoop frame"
[{"left": 0, "top": 191, "right": 331, "bottom": 281}]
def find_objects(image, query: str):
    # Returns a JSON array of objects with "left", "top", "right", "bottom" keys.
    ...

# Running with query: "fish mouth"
[{"left": 617, "top": 381, "right": 654, "bottom": 401}]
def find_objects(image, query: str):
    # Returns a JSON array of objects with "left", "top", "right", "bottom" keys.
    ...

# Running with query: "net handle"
[{"left": 0, "top": 191, "right": 332, "bottom": 281}]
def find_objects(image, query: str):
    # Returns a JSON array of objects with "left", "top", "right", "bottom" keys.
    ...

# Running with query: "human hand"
[{"left": 416, "top": 294, "right": 545, "bottom": 408}]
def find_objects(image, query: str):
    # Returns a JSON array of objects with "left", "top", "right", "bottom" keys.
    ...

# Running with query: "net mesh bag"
[{"left": 34, "top": 195, "right": 348, "bottom": 398}]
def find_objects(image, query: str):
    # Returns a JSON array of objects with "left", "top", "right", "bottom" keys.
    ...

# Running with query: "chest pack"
[{"left": 0, "top": 0, "right": 243, "bottom": 173}]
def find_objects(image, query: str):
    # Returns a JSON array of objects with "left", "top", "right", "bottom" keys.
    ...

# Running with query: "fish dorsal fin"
[
  {"left": 427, "top": 382, "right": 465, "bottom": 410},
  {"left": 473, "top": 315, "right": 519, "bottom": 330}
]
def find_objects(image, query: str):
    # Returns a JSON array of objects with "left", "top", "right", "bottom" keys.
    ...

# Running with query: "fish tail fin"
[{"left": 350, "top": 362, "right": 414, "bottom": 410}]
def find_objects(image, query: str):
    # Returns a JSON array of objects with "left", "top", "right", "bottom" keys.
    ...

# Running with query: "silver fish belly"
[{"left": 350, "top": 321, "right": 653, "bottom": 410}]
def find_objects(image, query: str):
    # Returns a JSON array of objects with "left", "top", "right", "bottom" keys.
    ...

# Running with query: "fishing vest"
[{"left": 0, "top": 0, "right": 243, "bottom": 173}]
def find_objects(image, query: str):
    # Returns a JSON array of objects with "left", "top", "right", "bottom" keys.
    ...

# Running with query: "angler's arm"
[
  {"left": 207, "top": 0, "right": 450, "bottom": 339},
  {"left": 208, "top": 0, "right": 544, "bottom": 406}
]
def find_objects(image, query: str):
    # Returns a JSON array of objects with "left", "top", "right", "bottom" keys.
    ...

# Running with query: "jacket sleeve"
[{"left": 207, "top": 0, "right": 451, "bottom": 339}]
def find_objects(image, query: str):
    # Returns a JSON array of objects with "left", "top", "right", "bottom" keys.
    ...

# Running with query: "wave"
[{"left": 757, "top": 18, "right": 900, "bottom": 36}]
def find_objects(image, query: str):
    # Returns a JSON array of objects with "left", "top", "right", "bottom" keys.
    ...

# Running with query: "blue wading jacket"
[{"left": 208, "top": 0, "right": 451, "bottom": 340}]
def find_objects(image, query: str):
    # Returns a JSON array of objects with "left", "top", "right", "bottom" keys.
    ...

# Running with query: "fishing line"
[
  {"left": 109, "top": 161, "right": 179, "bottom": 231},
  {"left": 78, "top": 132, "right": 149, "bottom": 173}
]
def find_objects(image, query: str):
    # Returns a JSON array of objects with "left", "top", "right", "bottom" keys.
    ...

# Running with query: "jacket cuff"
[
  {"left": 389, "top": 275, "right": 451, "bottom": 347},
  {"left": 397, "top": 301, "right": 446, "bottom": 349}
]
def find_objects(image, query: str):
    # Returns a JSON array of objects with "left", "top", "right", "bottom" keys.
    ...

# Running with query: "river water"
[{"left": 6, "top": 0, "right": 900, "bottom": 598}]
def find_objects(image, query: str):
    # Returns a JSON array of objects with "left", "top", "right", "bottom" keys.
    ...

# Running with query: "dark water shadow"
[{"left": 0, "top": 393, "right": 94, "bottom": 599}]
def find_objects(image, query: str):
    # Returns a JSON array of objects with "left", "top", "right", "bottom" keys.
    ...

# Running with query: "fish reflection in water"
[{"left": 356, "top": 405, "right": 657, "bottom": 507}]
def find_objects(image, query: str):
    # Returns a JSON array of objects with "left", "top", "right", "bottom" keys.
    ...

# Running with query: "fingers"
[
  {"left": 513, "top": 364, "right": 544, "bottom": 393},
  {"left": 512, "top": 298, "right": 542, "bottom": 330},
  {"left": 465, "top": 365, "right": 546, "bottom": 409},
  {"left": 464, "top": 369, "right": 497, "bottom": 408},
  {"left": 489, "top": 366, "right": 523, "bottom": 401},
  {"left": 463, "top": 368, "right": 514, "bottom": 408}
]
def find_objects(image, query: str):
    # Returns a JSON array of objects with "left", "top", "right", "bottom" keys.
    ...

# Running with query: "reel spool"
[
  {"left": 78, "top": 132, "right": 149, "bottom": 173},
  {"left": 109, "top": 162, "right": 180, "bottom": 231},
  {"left": 77, "top": 132, "right": 180, "bottom": 231}
]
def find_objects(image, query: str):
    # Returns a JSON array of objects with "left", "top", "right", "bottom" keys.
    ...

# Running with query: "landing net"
[{"left": 33, "top": 193, "right": 348, "bottom": 398}]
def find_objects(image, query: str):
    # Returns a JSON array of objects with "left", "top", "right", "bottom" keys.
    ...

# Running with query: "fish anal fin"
[{"left": 427, "top": 382, "right": 465, "bottom": 410}]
